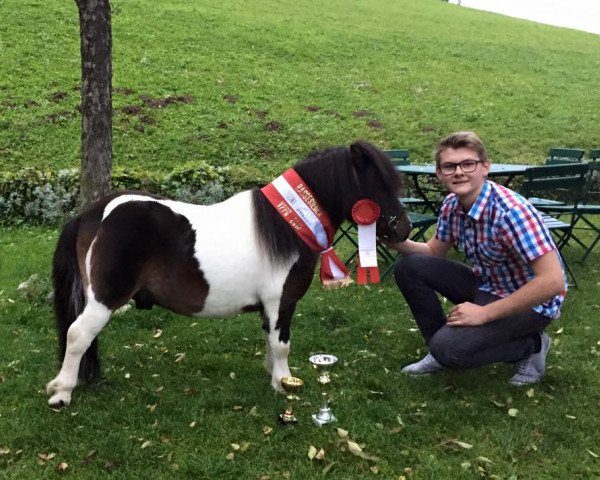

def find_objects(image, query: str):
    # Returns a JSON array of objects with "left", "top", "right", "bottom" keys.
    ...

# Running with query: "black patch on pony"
[{"left": 92, "top": 200, "right": 209, "bottom": 314}]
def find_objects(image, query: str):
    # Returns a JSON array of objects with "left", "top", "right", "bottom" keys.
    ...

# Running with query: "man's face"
[{"left": 436, "top": 147, "right": 490, "bottom": 206}]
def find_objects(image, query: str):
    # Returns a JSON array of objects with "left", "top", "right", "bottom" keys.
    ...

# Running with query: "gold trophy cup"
[
  {"left": 279, "top": 376, "right": 304, "bottom": 425},
  {"left": 308, "top": 354, "right": 338, "bottom": 427}
]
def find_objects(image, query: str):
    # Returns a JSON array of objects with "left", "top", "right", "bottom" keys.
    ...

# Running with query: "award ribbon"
[
  {"left": 351, "top": 199, "right": 381, "bottom": 285},
  {"left": 261, "top": 169, "right": 351, "bottom": 286}
]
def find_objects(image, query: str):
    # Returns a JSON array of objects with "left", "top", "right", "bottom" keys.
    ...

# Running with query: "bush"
[{"left": 0, "top": 161, "right": 263, "bottom": 225}]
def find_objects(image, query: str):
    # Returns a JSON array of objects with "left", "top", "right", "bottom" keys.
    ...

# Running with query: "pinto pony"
[{"left": 46, "top": 141, "right": 411, "bottom": 407}]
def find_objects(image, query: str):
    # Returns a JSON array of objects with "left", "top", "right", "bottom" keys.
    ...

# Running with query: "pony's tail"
[{"left": 52, "top": 216, "right": 100, "bottom": 383}]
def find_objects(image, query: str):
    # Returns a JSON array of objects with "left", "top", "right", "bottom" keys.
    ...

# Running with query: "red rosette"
[{"left": 351, "top": 199, "right": 380, "bottom": 225}]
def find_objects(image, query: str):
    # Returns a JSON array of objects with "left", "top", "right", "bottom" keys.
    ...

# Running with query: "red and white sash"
[{"left": 261, "top": 169, "right": 350, "bottom": 285}]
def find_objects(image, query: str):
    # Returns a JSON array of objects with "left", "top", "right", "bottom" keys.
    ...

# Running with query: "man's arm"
[
  {"left": 387, "top": 236, "right": 453, "bottom": 258},
  {"left": 447, "top": 249, "right": 565, "bottom": 326}
]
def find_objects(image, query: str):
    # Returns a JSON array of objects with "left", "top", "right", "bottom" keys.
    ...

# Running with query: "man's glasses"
[{"left": 438, "top": 159, "right": 482, "bottom": 175}]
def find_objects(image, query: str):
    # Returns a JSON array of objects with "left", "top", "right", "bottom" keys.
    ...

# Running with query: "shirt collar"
[{"left": 466, "top": 180, "right": 492, "bottom": 221}]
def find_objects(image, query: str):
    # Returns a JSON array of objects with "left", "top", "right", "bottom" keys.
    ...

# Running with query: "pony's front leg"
[
  {"left": 263, "top": 304, "right": 295, "bottom": 392},
  {"left": 46, "top": 300, "right": 111, "bottom": 407}
]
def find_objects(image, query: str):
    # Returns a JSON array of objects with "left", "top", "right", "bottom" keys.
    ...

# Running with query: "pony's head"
[
  {"left": 294, "top": 141, "right": 412, "bottom": 243},
  {"left": 347, "top": 141, "right": 412, "bottom": 243}
]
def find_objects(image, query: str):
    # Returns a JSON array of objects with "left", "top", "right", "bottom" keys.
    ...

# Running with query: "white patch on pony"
[
  {"left": 102, "top": 193, "right": 156, "bottom": 220},
  {"left": 46, "top": 290, "right": 111, "bottom": 407}
]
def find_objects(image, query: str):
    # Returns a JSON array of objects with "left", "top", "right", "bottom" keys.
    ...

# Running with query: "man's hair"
[{"left": 434, "top": 131, "right": 489, "bottom": 165}]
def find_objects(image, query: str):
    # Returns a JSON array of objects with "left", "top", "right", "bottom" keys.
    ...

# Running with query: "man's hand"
[{"left": 446, "top": 302, "right": 490, "bottom": 327}]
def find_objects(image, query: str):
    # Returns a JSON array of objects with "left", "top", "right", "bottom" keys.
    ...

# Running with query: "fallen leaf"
[
  {"left": 336, "top": 428, "right": 348, "bottom": 438},
  {"left": 229, "top": 372, "right": 236, "bottom": 380},
  {"left": 460, "top": 461, "right": 472, "bottom": 470},
  {"left": 232, "top": 405, "right": 243, "bottom": 411},
  {"left": 226, "top": 452, "right": 234, "bottom": 460},
  {"left": 315, "top": 448, "right": 325, "bottom": 460},
  {"left": 141, "top": 440, "right": 152, "bottom": 449},
  {"left": 347, "top": 440, "right": 363, "bottom": 455},
  {"left": 455, "top": 440, "right": 473, "bottom": 450},
  {"left": 566, "top": 415, "right": 576, "bottom": 419},
  {"left": 370, "top": 465, "right": 379, "bottom": 474},
  {"left": 56, "top": 462, "right": 68, "bottom": 471},
  {"left": 0, "top": 447, "right": 10, "bottom": 456},
  {"left": 175, "top": 352, "right": 186, "bottom": 363},
  {"left": 526, "top": 388, "right": 535, "bottom": 398},
  {"left": 308, "top": 445, "right": 317, "bottom": 460},
  {"left": 147, "top": 403, "right": 157, "bottom": 413},
  {"left": 240, "top": 442, "right": 250, "bottom": 452},
  {"left": 262, "top": 426, "right": 273, "bottom": 435},
  {"left": 555, "top": 327, "right": 564, "bottom": 334},
  {"left": 477, "top": 456, "right": 493, "bottom": 464},
  {"left": 396, "top": 414, "right": 405, "bottom": 426},
  {"left": 231, "top": 443, "right": 240, "bottom": 451},
  {"left": 189, "top": 421, "right": 196, "bottom": 428},
  {"left": 153, "top": 329, "right": 162, "bottom": 338},
  {"left": 125, "top": 373, "right": 131, "bottom": 379},
  {"left": 508, "top": 408, "right": 519, "bottom": 417},
  {"left": 249, "top": 406, "right": 258, "bottom": 416}
]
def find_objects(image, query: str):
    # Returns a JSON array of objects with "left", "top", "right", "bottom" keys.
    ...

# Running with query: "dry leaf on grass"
[
  {"left": 56, "top": 462, "right": 68, "bottom": 472},
  {"left": 308, "top": 445, "right": 317, "bottom": 460},
  {"left": 508, "top": 408, "right": 519, "bottom": 417},
  {"left": 175, "top": 353, "right": 186, "bottom": 363},
  {"left": 315, "top": 448, "right": 325, "bottom": 460},
  {"left": 226, "top": 452, "right": 234, "bottom": 460},
  {"left": 262, "top": 426, "right": 273, "bottom": 435},
  {"left": 336, "top": 428, "right": 348, "bottom": 438},
  {"left": 153, "top": 328, "right": 162, "bottom": 338},
  {"left": 140, "top": 440, "right": 152, "bottom": 449},
  {"left": 440, "top": 439, "right": 473, "bottom": 450},
  {"left": 526, "top": 388, "right": 535, "bottom": 398},
  {"left": 231, "top": 443, "right": 240, "bottom": 451}
]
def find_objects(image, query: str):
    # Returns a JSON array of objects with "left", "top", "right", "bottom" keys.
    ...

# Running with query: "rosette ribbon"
[{"left": 351, "top": 199, "right": 381, "bottom": 285}]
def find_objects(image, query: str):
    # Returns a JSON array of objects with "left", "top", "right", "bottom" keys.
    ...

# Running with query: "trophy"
[
  {"left": 279, "top": 376, "right": 304, "bottom": 425},
  {"left": 308, "top": 354, "right": 338, "bottom": 427}
]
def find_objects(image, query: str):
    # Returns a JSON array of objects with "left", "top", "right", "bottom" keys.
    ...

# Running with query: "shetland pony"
[{"left": 46, "top": 141, "right": 411, "bottom": 407}]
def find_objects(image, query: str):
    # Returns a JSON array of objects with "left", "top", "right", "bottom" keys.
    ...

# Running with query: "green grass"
[
  {"left": 1, "top": 227, "right": 599, "bottom": 479},
  {"left": 2, "top": 1, "right": 600, "bottom": 478},
  {"left": 1, "top": 0, "right": 600, "bottom": 177}
]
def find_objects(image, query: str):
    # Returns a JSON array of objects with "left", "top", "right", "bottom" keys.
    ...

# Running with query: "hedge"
[{"left": 0, "top": 162, "right": 268, "bottom": 226}]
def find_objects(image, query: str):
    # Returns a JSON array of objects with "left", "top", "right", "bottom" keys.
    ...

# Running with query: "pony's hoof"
[
  {"left": 48, "top": 392, "right": 71, "bottom": 408},
  {"left": 46, "top": 379, "right": 72, "bottom": 407},
  {"left": 271, "top": 377, "right": 286, "bottom": 393}
]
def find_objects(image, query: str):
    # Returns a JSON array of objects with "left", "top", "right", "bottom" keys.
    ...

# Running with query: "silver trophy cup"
[{"left": 308, "top": 353, "right": 338, "bottom": 427}]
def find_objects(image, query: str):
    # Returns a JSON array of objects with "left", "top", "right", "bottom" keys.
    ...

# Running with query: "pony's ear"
[{"left": 349, "top": 141, "right": 375, "bottom": 172}]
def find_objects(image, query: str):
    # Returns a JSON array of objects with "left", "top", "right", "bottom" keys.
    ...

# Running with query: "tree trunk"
[{"left": 76, "top": 0, "right": 112, "bottom": 209}]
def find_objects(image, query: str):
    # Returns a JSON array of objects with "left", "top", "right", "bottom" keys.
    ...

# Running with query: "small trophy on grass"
[
  {"left": 279, "top": 376, "right": 304, "bottom": 425},
  {"left": 308, "top": 353, "right": 338, "bottom": 427}
]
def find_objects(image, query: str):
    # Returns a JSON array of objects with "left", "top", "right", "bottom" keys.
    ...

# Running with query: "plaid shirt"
[{"left": 436, "top": 180, "right": 567, "bottom": 319}]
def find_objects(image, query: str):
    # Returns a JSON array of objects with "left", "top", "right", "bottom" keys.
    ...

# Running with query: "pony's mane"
[{"left": 252, "top": 141, "right": 402, "bottom": 265}]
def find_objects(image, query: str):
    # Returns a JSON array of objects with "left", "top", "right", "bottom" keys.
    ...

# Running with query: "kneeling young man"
[{"left": 389, "top": 131, "right": 566, "bottom": 385}]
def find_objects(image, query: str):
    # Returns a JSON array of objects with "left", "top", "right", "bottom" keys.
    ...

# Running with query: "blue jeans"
[{"left": 394, "top": 254, "right": 553, "bottom": 369}]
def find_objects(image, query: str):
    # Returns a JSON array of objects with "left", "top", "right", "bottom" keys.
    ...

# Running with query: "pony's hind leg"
[{"left": 46, "top": 298, "right": 111, "bottom": 407}]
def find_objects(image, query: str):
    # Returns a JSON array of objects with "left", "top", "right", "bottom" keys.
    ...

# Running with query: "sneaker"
[
  {"left": 510, "top": 332, "right": 551, "bottom": 386},
  {"left": 402, "top": 352, "right": 444, "bottom": 375}
]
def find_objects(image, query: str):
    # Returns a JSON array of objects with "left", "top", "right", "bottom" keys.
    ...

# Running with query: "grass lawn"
[
  {"left": 1, "top": 227, "right": 599, "bottom": 479},
  {"left": 1, "top": 0, "right": 600, "bottom": 177},
  {"left": 1, "top": 0, "right": 600, "bottom": 478}
]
